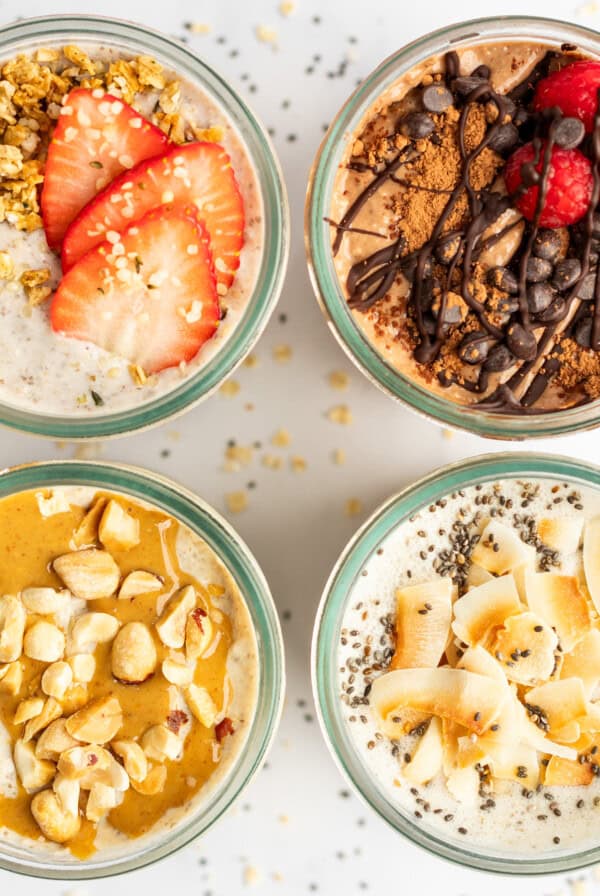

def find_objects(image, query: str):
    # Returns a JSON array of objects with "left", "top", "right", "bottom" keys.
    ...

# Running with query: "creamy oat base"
[
  {"left": 0, "top": 486, "right": 258, "bottom": 862},
  {"left": 0, "top": 42, "right": 263, "bottom": 417},
  {"left": 339, "top": 477, "right": 600, "bottom": 855}
]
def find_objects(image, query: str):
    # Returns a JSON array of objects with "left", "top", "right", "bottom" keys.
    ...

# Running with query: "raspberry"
[
  {"left": 534, "top": 60, "right": 600, "bottom": 132},
  {"left": 504, "top": 141, "right": 593, "bottom": 228}
]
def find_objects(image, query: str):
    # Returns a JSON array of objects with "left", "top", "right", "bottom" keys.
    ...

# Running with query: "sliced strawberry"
[
  {"left": 41, "top": 88, "right": 169, "bottom": 250},
  {"left": 51, "top": 206, "right": 219, "bottom": 374},
  {"left": 61, "top": 142, "right": 245, "bottom": 293}
]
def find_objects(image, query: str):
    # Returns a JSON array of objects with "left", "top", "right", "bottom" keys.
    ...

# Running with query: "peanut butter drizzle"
[{"left": 0, "top": 490, "right": 233, "bottom": 857}]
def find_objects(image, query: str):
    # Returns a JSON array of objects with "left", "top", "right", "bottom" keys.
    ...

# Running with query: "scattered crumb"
[
  {"left": 576, "top": 1, "right": 599, "bottom": 13},
  {"left": 272, "top": 871, "right": 284, "bottom": 882},
  {"left": 72, "top": 443, "right": 103, "bottom": 461},
  {"left": 345, "top": 498, "right": 363, "bottom": 517},
  {"left": 262, "top": 454, "right": 283, "bottom": 470},
  {"left": 570, "top": 880, "right": 589, "bottom": 896},
  {"left": 279, "top": 0, "right": 295, "bottom": 15},
  {"left": 225, "top": 491, "right": 248, "bottom": 514},
  {"left": 224, "top": 443, "right": 254, "bottom": 471},
  {"left": 243, "top": 864, "right": 261, "bottom": 886},
  {"left": 272, "top": 428, "right": 291, "bottom": 448},
  {"left": 328, "top": 370, "right": 349, "bottom": 390},
  {"left": 441, "top": 428, "right": 455, "bottom": 440},
  {"left": 278, "top": 813, "right": 289, "bottom": 824},
  {"left": 167, "top": 429, "right": 181, "bottom": 442},
  {"left": 129, "top": 364, "right": 147, "bottom": 386},
  {"left": 332, "top": 449, "right": 346, "bottom": 465},
  {"left": 256, "top": 24, "right": 278, "bottom": 47},
  {"left": 327, "top": 404, "right": 352, "bottom": 424},
  {"left": 186, "top": 21, "right": 212, "bottom": 33},
  {"left": 244, "top": 402, "right": 255, "bottom": 412},
  {"left": 219, "top": 379, "right": 241, "bottom": 397},
  {"left": 290, "top": 456, "right": 307, "bottom": 473},
  {"left": 243, "top": 353, "right": 259, "bottom": 368},
  {"left": 273, "top": 344, "right": 292, "bottom": 362}
]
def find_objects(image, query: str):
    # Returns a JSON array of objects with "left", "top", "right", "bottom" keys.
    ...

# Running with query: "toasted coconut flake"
[
  {"left": 471, "top": 521, "right": 535, "bottom": 575},
  {"left": 562, "top": 629, "right": 600, "bottom": 698},
  {"left": 446, "top": 764, "right": 480, "bottom": 804},
  {"left": 378, "top": 707, "right": 430, "bottom": 739},
  {"left": 525, "top": 571, "right": 591, "bottom": 652},
  {"left": 452, "top": 575, "right": 521, "bottom": 646},
  {"left": 490, "top": 612, "right": 558, "bottom": 686},
  {"left": 441, "top": 717, "right": 464, "bottom": 776},
  {"left": 584, "top": 517, "right": 600, "bottom": 614},
  {"left": 404, "top": 717, "right": 443, "bottom": 785},
  {"left": 525, "top": 678, "right": 587, "bottom": 734},
  {"left": 552, "top": 721, "right": 581, "bottom": 744},
  {"left": 466, "top": 564, "right": 493, "bottom": 589},
  {"left": 456, "top": 645, "right": 508, "bottom": 685},
  {"left": 484, "top": 739, "right": 539, "bottom": 789},
  {"left": 390, "top": 579, "right": 452, "bottom": 670},
  {"left": 544, "top": 755, "right": 594, "bottom": 786},
  {"left": 371, "top": 667, "right": 506, "bottom": 735},
  {"left": 538, "top": 516, "right": 584, "bottom": 555}
]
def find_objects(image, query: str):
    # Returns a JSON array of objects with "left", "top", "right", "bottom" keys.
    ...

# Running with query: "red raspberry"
[
  {"left": 504, "top": 141, "right": 593, "bottom": 228},
  {"left": 534, "top": 60, "right": 600, "bottom": 132}
]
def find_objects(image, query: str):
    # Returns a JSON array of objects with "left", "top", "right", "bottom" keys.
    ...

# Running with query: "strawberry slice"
[
  {"left": 51, "top": 206, "right": 219, "bottom": 374},
  {"left": 41, "top": 88, "right": 169, "bottom": 250},
  {"left": 61, "top": 142, "right": 245, "bottom": 294}
]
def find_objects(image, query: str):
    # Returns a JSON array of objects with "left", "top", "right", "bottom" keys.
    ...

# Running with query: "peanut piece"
[
  {"left": 23, "top": 621, "right": 65, "bottom": 663},
  {"left": 68, "top": 653, "right": 96, "bottom": 683},
  {"left": 0, "top": 661, "right": 22, "bottom": 695},
  {"left": 118, "top": 570, "right": 163, "bottom": 599},
  {"left": 141, "top": 724, "right": 182, "bottom": 762},
  {"left": 66, "top": 695, "right": 123, "bottom": 744},
  {"left": 21, "top": 587, "right": 70, "bottom": 615},
  {"left": 162, "top": 655, "right": 193, "bottom": 686},
  {"left": 185, "top": 684, "right": 217, "bottom": 728},
  {"left": 72, "top": 497, "right": 107, "bottom": 548},
  {"left": 185, "top": 609, "right": 212, "bottom": 661},
  {"left": 23, "top": 698, "right": 62, "bottom": 743},
  {"left": 31, "top": 789, "right": 81, "bottom": 843},
  {"left": 36, "top": 719, "right": 79, "bottom": 761},
  {"left": 13, "top": 697, "right": 44, "bottom": 725},
  {"left": 53, "top": 773, "right": 80, "bottom": 817},
  {"left": 54, "top": 549, "right": 120, "bottom": 600},
  {"left": 42, "top": 661, "right": 73, "bottom": 699},
  {"left": 13, "top": 739, "right": 55, "bottom": 792},
  {"left": 0, "top": 595, "right": 26, "bottom": 663},
  {"left": 70, "top": 612, "right": 119, "bottom": 651},
  {"left": 111, "top": 622, "right": 157, "bottom": 684},
  {"left": 111, "top": 739, "right": 148, "bottom": 783},
  {"left": 156, "top": 586, "right": 195, "bottom": 648},
  {"left": 86, "top": 782, "right": 118, "bottom": 822},
  {"left": 98, "top": 500, "right": 140, "bottom": 552},
  {"left": 131, "top": 763, "right": 166, "bottom": 795}
]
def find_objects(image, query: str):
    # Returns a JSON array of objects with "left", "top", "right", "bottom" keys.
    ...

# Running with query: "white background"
[{"left": 2, "top": 0, "right": 600, "bottom": 893}]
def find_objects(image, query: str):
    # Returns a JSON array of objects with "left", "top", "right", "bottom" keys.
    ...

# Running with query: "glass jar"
[
  {"left": 306, "top": 17, "right": 600, "bottom": 439},
  {"left": 313, "top": 452, "right": 600, "bottom": 873},
  {"left": 0, "top": 15, "right": 289, "bottom": 439},
  {"left": 0, "top": 459, "right": 284, "bottom": 879}
]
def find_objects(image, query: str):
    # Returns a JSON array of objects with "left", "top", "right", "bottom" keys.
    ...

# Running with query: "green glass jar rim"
[
  {"left": 306, "top": 16, "right": 600, "bottom": 440},
  {"left": 312, "top": 452, "right": 600, "bottom": 874},
  {"left": 0, "top": 459, "right": 285, "bottom": 880},
  {"left": 0, "top": 15, "right": 289, "bottom": 440}
]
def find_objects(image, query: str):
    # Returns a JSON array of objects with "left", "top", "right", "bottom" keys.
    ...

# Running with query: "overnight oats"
[
  {"left": 314, "top": 456, "right": 600, "bottom": 871},
  {"left": 308, "top": 20, "right": 600, "bottom": 435},
  {"left": 0, "top": 17, "right": 287, "bottom": 436},
  {"left": 0, "top": 480, "right": 260, "bottom": 869}
]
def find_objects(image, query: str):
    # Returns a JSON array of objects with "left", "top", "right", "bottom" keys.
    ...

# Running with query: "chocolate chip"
[
  {"left": 484, "top": 344, "right": 515, "bottom": 372},
  {"left": 527, "top": 282, "right": 556, "bottom": 313},
  {"left": 403, "top": 255, "right": 433, "bottom": 281},
  {"left": 435, "top": 233, "right": 462, "bottom": 264},
  {"left": 444, "top": 51, "right": 460, "bottom": 80},
  {"left": 552, "top": 258, "right": 582, "bottom": 290},
  {"left": 488, "top": 122, "right": 519, "bottom": 153},
  {"left": 554, "top": 116, "right": 585, "bottom": 150},
  {"left": 496, "top": 295, "right": 519, "bottom": 315},
  {"left": 513, "top": 107, "right": 529, "bottom": 127},
  {"left": 452, "top": 76, "right": 489, "bottom": 99},
  {"left": 422, "top": 84, "right": 453, "bottom": 113},
  {"left": 535, "top": 297, "right": 566, "bottom": 323},
  {"left": 575, "top": 272, "right": 597, "bottom": 301},
  {"left": 488, "top": 266, "right": 518, "bottom": 294},
  {"left": 458, "top": 331, "right": 493, "bottom": 365},
  {"left": 399, "top": 112, "right": 435, "bottom": 139},
  {"left": 574, "top": 318, "right": 593, "bottom": 348},
  {"left": 526, "top": 257, "right": 553, "bottom": 282},
  {"left": 506, "top": 323, "right": 537, "bottom": 361},
  {"left": 533, "top": 229, "right": 562, "bottom": 262}
]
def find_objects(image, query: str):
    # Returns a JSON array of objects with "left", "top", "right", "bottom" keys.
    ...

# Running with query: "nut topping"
[
  {"left": 184, "top": 684, "right": 217, "bottom": 728},
  {"left": 0, "top": 595, "right": 26, "bottom": 663},
  {"left": 65, "top": 695, "right": 123, "bottom": 744},
  {"left": 41, "top": 661, "right": 73, "bottom": 699},
  {"left": 141, "top": 724, "right": 182, "bottom": 762},
  {"left": 30, "top": 789, "right": 81, "bottom": 844},
  {"left": 111, "top": 739, "right": 148, "bottom": 783},
  {"left": 162, "top": 655, "right": 193, "bottom": 686},
  {"left": 70, "top": 611, "right": 120, "bottom": 651},
  {"left": 111, "top": 621, "right": 157, "bottom": 684},
  {"left": 54, "top": 548, "right": 120, "bottom": 600},
  {"left": 35, "top": 719, "right": 79, "bottom": 761},
  {"left": 13, "top": 739, "right": 55, "bottom": 792},
  {"left": 185, "top": 607, "right": 212, "bottom": 661},
  {"left": 98, "top": 500, "right": 140, "bottom": 552},
  {"left": 24, "top": 620, "right": 65, "bottom": 663},
  {"left": 156, "top": 585, "right": 196, "bottom": 648},
  {"left": 21, "top": 587, "right": 70, "bottom": 615},
  {"left": 118, "top": 569, "right": 163, "bottom": 599}
]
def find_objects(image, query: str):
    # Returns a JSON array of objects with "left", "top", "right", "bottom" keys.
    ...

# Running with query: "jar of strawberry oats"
[{"left": 0, "top": 16, "right": 288, "bottom": 438}]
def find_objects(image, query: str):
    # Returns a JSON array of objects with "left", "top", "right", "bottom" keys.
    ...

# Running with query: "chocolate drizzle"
[{"left": 329, "top": 47, "right": 600, "bottom": 414}]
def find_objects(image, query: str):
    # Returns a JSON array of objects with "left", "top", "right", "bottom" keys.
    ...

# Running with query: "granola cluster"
[{"left": 0, "top": 45, "right": 222, "bottom": 236}]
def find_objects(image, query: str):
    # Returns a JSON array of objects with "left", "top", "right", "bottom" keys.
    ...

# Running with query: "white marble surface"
[{"left": 2, "top": 0, "right": 600, "bottom": 892}]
